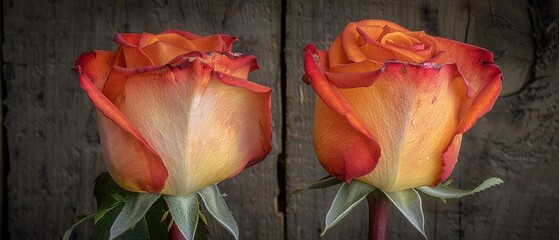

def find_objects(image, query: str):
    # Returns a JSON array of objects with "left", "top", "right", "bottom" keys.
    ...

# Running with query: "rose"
[
  {"left": 74, "top": 30, "right": 272, "bottom": 196},
  {"left": 303, "top": 20, "right": 502, "bottom": 192}
]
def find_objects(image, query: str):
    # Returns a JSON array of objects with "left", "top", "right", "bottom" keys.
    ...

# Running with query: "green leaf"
[
  {"left": 89, "top": 173, "right": 170, "bottom": 240},
  {"left": 62, "top": 214, "right": 95, "bottom": 240},
  {"left": 109, "top": 193, "right": 161, "bottom": 239},
  {"left": 384, "top": 189, "right": 426, "bottom": 239},
  {"left": 322, "top": 181, "right": 376, "bottom": 236},
  {"left": 96, "top": 197, "right": 169, "bottom": 240},
  {"left": 111, "top": 193, "right": 125, "bottom": 203},
  {"left": 94, "top": 204, "right": 119, "bottom": 224},
  {"left": 143, "top": 197, "right": 172, "bottom": 240},
  {"left": 94, "top": 173, "right": 133, "bottom": 210},
  {"left": 291, "top": 175, "right": 343, "bottom": 195},
  {"left": 92, "top": 203, "right": 124, "bottom": 239},
  {"left": 417, "top": 177, "right": 503, "bottom": 202},
  {"left": 164, "top": 193, "right": 200, "bottom": 240},
  {"left": 197, "top": 184, "right": 239, "bottom": 239}
]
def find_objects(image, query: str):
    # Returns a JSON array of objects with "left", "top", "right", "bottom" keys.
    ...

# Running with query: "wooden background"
[{"left": 2, "top": 0, "right": 558, "bottom": 239}]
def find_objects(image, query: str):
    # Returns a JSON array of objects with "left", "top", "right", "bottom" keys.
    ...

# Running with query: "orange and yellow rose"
[
  {"left": 74, "top": 30, "right": 272, "bottom": 195},
  {"left": 303, "top": 20, "right": 502, "bottom": 192}
]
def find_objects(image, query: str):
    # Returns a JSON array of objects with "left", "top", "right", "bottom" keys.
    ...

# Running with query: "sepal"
[
  {"left": 163, "top": 194, "right": 200, "bottom": 240},
  {"left": 291, "top": 175, "right": 343, "bottom": 195},
  {"left": 63, "top": 173, "right": 169, "bottom": 240},
  {"left": 110, "top": 193, "right": 162, "bottom": 239},
  {"left": 384, "top": 189, "right": 426, "bottom": 239},
  {"left": 197, "top": 184, "right": 239, "bottom": 240},
  {"left": 322, "top": 181, "right": 376, "bottom": 236},
  {"left": 417, "top": 177, "right": 503, "bottom": 203}
]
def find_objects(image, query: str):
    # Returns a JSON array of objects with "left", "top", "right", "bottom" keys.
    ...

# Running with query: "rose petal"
[
  {"left": 191, "top": 35, "right": 238, "bottom": 52},
  {"left": 73, "top": 51, "right": 168, "bottom": 193},
  {"left": 342, "top": 22, "right": 371, "bottom": 63},
  {"left": 144, "top": 32, "right": 197, "bottom": 50},
  {"left": 304, "top": 44, "right": 381, "bottom": 181},
  {"left": 114, "top": 33, "right": 155, "bottom": 68},
  {"left": 97, "top": 113, "right": 169, "bottom": 193},
  {"left": 433, "top": 38, "right": 503, "bottom": 134},
  {"left": 339, "top": 20, "right": 410, "bottom": 63},
  {"left": 328, "top": 36, "right": 351, "bottom": 67},
  {"left": 441, "top": 134, "right": 463, "bottom": 181},
  {"left": 313, "top": 98, "right": 382, "bottom": 182},
  {"left": 114, "top": 33, "right": 142, "bottom": 48},
  {"left": 113, "top": 55, "right": 271, "bottom": 195},
  {"left": 323, "top": 70, "right": 381, "bottom": 88},
  {"left": 212, "top": 71, "right": 272, "bottom": 169},
  {"left": 210, "top": 52, "right": 259, "bottom": 79},
  {"left": 329, "top": 59, "right": 384, "bottom": 73},
  {"left": 161, "top": 29, "right": 201, "bottom": 40},
  {"left": 345, "top": 62, "right": 468, "bottom": 191},
  {"left": 141, "top": 41, "right": 193, "bottom": 66}
]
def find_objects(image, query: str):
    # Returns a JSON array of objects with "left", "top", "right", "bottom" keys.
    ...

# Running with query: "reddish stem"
[{"left": 367, "top": 190, "right": 390, "bottom": 240}]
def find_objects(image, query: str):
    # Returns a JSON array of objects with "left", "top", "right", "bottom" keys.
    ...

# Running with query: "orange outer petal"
[
  {"left": 191, "top": 35, "right": 239, "bottom": 52},
  {"left": 304, "top": 44, "right": 381, "bottom": 182},
  {"left": 210, "top": 52, "right": 260, "bottom": 79},
  {"left": 212, "top": 71, "right": 273, "bottom": 170},
  {"left": 433, "top": 37, "right": 503, "bottom": 134},
  {"left": 163, "top": 29, "right": 238, "bottom": 52},
  {"left": 433, "top": 38, "right": 502, "bottom": 181},
  {"left": 73, "top": 51, "right": 168, "bottom": 193},
  {"left": 114, "top": 33, "right": 155, "bottom": 68},
  {"left": 441, "top": 134, "right": 463, "bottom": 181}
]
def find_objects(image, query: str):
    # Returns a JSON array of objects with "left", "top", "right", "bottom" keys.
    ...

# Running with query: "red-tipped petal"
[
  {"left": 162, "top": 29, "right": 201, "bottom": 40},
  {"left": 210, "top": 52, "right": 260, "bottom": 79},
  {"left": 304, "top": 45, "right": 375, "bottom": 140},
  {"left": 141, "top": 41, "right": 192, "bottom": 66},
  {"left": 324, "top": 70, "right": 381, "bottom": 88},
  {"left": 74, "top": 51, "right": 168, "bottom": 193},
  {"left": 304, "top": 44, "right": 380, "bottom": 181},
  {"left": 191, "top": 34, "right": 238, "bottom": 52},
  {"left": 313, "top": 98, "right": 381, "bottom": 182},
  {"left": 113, "top": 55, "right": 271, "bottom": 195},
  {"left": 440, "top": 134, "right": 463, "bottom": 181},
  {"left": 212, "top": 71, "right": 272, "bottom": 170},
  {"left": 433, "top": 37, "right": 503, "bottom": 134},
  {"left": 114, "top": 33, "right": 142, "bottom": 48}
]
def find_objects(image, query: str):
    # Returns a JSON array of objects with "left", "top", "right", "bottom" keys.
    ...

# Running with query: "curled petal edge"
[
  {"left": 73, "top": 51, "right": 168, "bottom": 192},
  {"left": 304, "top": 44, "right": 381, "bottom": 182},
  {"left": 212, "top": 71, "right": 273, "bottom": 173}
]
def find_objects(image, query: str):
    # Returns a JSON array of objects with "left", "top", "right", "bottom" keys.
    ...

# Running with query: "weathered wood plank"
[
  {"left": 460, "top": 0, "right": 559, "bottom": 239},
  {"left": 3, "top": 0, "right": 282, "bottom": 239},
  {"left": 0, "top": 0, "right": 5, "bottom": 237}
]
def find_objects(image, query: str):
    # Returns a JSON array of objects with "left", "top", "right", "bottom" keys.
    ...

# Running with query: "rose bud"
[
  {"left": 303, "top": 20, "right": 502, "bottom": 192},
  {"left": 74, "top": 30, "right": 272, "bottom": 195}
]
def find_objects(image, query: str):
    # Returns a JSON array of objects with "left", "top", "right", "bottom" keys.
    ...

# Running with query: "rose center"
[{"left": 380, "top": 32, "right": 419, "bottom": 47}]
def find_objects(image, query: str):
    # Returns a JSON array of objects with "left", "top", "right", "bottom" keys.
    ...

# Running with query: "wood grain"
[
  {"left": 3, "top": 0, "right": 282, "bottom": 239},
  {"left": 460, "top": 0, "right": 559, "bottom": 239}
]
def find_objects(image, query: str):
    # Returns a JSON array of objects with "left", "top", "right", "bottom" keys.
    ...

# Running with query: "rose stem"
[{"left": 367, "top": 190, "right": 390, "bottom": 240}]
